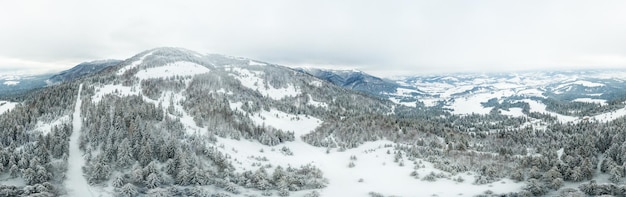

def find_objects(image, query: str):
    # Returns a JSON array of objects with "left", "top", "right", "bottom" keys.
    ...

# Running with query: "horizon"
[
  {"left": 2, "top": 1, "right": 626, "bottom": 76},
  {"left": 2, "top": 47, "right": 626, "bottom": 79}
]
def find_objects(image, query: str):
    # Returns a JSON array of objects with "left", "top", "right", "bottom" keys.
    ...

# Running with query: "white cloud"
[{"left": 1, "top": 0, "right": 625, "bottom": 75}]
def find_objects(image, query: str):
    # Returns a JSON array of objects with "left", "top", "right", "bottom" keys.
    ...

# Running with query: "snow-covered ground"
[
  {"left": 92, "top": 84, "right": 139, "bottom": 103},
  {"left": 555, "top": 80, "right": 604, "bottom": 90},
  {"left": 215, "top": 108, "right": 524, "bottom": 196},
  {"left": 116, "top": 51, "right": 154, "bottom": 75},
  {"left": 3, "top": 80, "right": 19, "bottom": 85},
  {"left": 0, "top": 100, "right": 17, "bottom": 115},
  {"left": 135, "top": 61, "right": 210, "bottom": 79},
  {"left": 522, "top": 99, "right": 578, "bottom": 122},
  {"left": 65, "top": 84, "right": 94, "bottom": 197},
  {"left": 227, "top": 67, "right": 300, "bottom": 100},
  {"left": 31, "top": 115, "right": 70, "bottom": 135},
  {"left": 500, "top": 108, "right": 524, "bottom": 117},
  {"left": 591, "top": 106, "right": 626, "bottom": 122},
  {"left": 572, "top": 98, "right": 607, "bottom": 105}
]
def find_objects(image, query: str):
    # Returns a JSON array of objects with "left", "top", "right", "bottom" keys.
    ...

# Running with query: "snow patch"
[
  {"left": 135, "top": 61, "right": 210, "bottom": 79},
  {"left": 573, "top": 98, "right": 607, "bottom": 105},
  {"left": 389, "top": 97, "right": 417, "bottom": 107},
  {"left": 500, "top": 108, "right": 524, "bottom": 117},
  {"left": 249, "top": 108, "right": 322, "bottom": 138},
  {"left": 590, "top": 106, "right": 626, "bottom": 122},
  {"left": 116, "top": 51, "right": 154, "bottom": 75},
  {"left": 308, "top": 95, "right": 328, "bottom": 108},
  {"left": 522, "top": 99, "right": 578, "bottom": 122},
  {"left": 228, "top": 67, "right": 300, "bottom": 100},
  {"left": 310, "top": 80, "right": 323, "bottom": 88},
  {"left": 248, "top": 60, "right": 266, "bottom": 66},
  {"left": 217, "top": 138, "right": 524, "bottom": 196},
  {"left": 394, "top": 87, "right": 419, "bottom": 96},
  {"left": 32, "top": 115, "right": 70, "bottom": 135},
  {"left": 3, "top": 80, "right": 19, "bottom": 85},
  {"left": 92, "top": 84, "right": 139, "bottom": 103},
  {"left": 555, "top": 80, "right": 605, "bottom": 90},
  {"left": 0, "top": 101, "right": 17, "bottom": 115}
]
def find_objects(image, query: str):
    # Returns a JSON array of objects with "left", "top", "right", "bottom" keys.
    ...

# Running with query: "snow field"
[
  {"left": 248, "top": 60, "right": 267, "bottom": 66},
  {"left": 135, "top": 61, "right": 210, "bottom": 80},
  {"left": 92, "top": 84, "right": 139, "bottom": 103},
  {"left": 522, "top": 99, "right": 578, "bottom": 122},
  {"left": 555, "top": 80, "right": 605, "bottom": 90},
  {"left": 214, "top": 108, "right": 524, "bottom": 196},
  {"left": 500, "top": 108, "right": 524, "bottom": 117},
  {"left": 31, "top": 115, "right": 70, "bottom": 135},
  {"left": 388, "top": 97, "right": 417, "bottom": 108},
  {"left": 0, "top": 100, "right": 17, "bottom": 115},
  {"left": 3, "top": 80, "right": 19, "bottom": 85},
  {"left": 227, "top": 67, "right": 300, "bottom": 100},
  {"left": 572, "top": 98, "right": 607, "bottom": 105},
  {"left": 116, "top": 51, "right": 154, "bottom": 75},
  {"left": 307, "top": 95, "right": 328, "bottom": 108}
]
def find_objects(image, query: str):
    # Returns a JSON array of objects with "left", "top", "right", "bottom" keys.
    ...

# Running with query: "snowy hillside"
[
  {"left": 385, "top": 70, "right": 626, "bottom": 122},
  {"left": 0, "top": 59, "right": 120, "bottom": 97},
  {"left": 3, "top": 48, "right": 626, "bottom": 196}
]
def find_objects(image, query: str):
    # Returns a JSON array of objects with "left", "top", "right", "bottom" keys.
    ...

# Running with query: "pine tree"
[
  {"left": 112, "top": 175, "right": 125, "bottom": 188},
  {"left": 609, "top": 167, "right": 622, "bottom": 183},
  {"left": 117, "top": 139, "right": 134, "bottom": 168},
  {"left": 118, "top": 183, "right": 138, "bottom": 197},
  {"left": 145, "top": 173, "right": 161, "bottom": 189}
]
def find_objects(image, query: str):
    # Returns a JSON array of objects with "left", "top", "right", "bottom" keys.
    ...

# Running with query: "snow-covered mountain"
[
  {"left": 295, "top": 68, "right": 426, "bottom": 109},
  {"left": 3, "top": 48, "right": 626, "bottom": 196},
  {"left": 388, "top": 70, "right": 626, "bottom": 122},
  {"left": 47, "top": 59, "right": 122, "bottom": 84},
  {"left": 0, "top": 59, "right": 121, "bottom": 97}
]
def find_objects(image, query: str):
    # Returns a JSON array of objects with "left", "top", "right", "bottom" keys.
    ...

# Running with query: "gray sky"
[{"left": 1, "top": 0, "right": 626, "bottom": 77}]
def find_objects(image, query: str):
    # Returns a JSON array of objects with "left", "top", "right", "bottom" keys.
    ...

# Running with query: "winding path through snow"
[{"left": 66, "top": 84, "right": 93, "bottom": 196}]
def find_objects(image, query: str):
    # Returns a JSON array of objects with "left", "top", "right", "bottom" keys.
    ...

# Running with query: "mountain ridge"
[{"left": 2, "top": 47, "right": 626, "bottom": 196}]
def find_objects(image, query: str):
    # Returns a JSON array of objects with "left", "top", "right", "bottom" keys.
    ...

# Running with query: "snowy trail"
[{"left": 66, "top": 84, "right": 93, "bottom": 197}]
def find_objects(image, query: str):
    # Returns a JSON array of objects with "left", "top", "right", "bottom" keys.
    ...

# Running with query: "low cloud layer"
[{"left": 1, "top": 0, "right": 625, "bottom": 76}]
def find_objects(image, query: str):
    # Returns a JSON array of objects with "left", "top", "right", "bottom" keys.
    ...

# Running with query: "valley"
[{"left": 1, "top": 48, "right": 626, "bottom": 196}]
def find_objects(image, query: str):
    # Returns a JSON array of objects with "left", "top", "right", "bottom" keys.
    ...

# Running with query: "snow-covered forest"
[{"left": 2, "top": 48, "right": 626, "bottom": 196}]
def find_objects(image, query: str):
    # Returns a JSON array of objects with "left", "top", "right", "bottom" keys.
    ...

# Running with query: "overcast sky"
[{"left": 1, "top": 0, "right": 626, "bottom": 76}]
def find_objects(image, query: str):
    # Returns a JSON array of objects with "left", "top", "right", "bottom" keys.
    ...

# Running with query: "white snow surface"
[
  {"left": 32, "top": 115, "right": 70, "bottom": 135},
  {"left": 92, "top": 84, "right": 139, "bottom": 103},
  {"left": 214, "top": 108, "right": 524, "bottom": 196},
  {"left": 248, "top": 60, "right": 266, "bottom": 66},
  {"left": 394, "top": 87, "right": 420, "bottom": 96},
  {"left": 572, "top": 98, "right": 607, "bottom": 105},
  {"left": 0, "top": 101, "right": 17, "bottom": 115},
  {"left": 116, "top": 51, "right": 154, "bottom": 75},
  {"left": 388, "top": 97, "right": 417, "bottom": 107},
  {"left": 66, "top": 84, "right": 94, "bottom": 197},
  {"left": 310, "top": 80, "right": 324, "bottom": 88},
  {"left": 135, "top": 61, "right": 210, "bottom": 79},
  {"left": 555, "top": 80, "right": 605, "bottom": 89},
  {"left": 307, "top": 95, "right": 328, "bottom": 108},
  {"left": 591, "top": 106, "right": 626, "bottom": 122},
  {"left": 522, "top": 99, "right": 578, "bottom": 122},
  {"left": 3, "top": 80, "right": 19, "bottom": 85},
  {"left": 500, "top": 108, "right": 524, "bottom": 117},
  {"left": 227, "top": 67, "right": 300, "bottom": 100}
]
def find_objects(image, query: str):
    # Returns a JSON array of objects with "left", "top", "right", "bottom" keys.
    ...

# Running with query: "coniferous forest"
[{"left": 1, "top": 48, "right": 626, "bottom": 196}]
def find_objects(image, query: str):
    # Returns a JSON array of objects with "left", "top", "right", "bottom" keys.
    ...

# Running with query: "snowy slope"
[
  {"left": 0, "top": 100, "right": 17, "bottom": 115},
  {"left": 215, "top": 108, "right": 524, "bottom": 196},
  {"left": 390, "top": 70, "right": 626, "bottom": 122},
  {"left": 73, "top": 47, "right": 524, "bottom": 196}
]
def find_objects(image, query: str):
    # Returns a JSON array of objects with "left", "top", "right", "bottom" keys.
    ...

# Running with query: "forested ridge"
[{"left": 1, "top": 48, "right": 626, "bottom": 196}]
